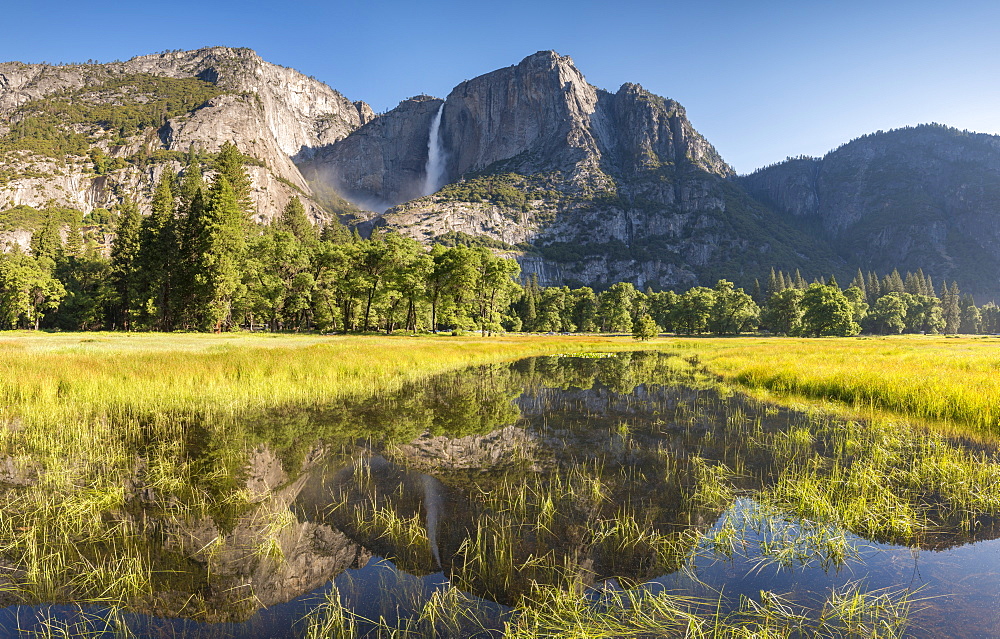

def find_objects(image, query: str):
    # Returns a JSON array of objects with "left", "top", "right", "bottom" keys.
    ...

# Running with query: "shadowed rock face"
[
  {"left": 298, "top": 96, "right": 445, "bottom": 212},
  {"left": 740, "top": 125, "right": 1000, "bottom": 299}
]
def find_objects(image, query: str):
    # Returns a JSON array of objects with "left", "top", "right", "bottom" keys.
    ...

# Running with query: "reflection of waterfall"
[
  {"left": 422, "top": 104, "right": 446, "bottom": 196},
  {"left": 420, "top": 474, "right": 444, "bottom": 568}
]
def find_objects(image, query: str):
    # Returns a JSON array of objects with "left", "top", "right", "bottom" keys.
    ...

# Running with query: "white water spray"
[{"left": 422, "top": 104, "right": 446, "bottom": 196}]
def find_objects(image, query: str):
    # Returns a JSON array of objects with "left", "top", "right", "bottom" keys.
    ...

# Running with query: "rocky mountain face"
[
  {"left": 303, "top": 51, "right": 838, "bottom": 289},
  {"left": 0, "top": 47, "right": 373, "bottom": 232},
  {"left": 741, "top": 125, "right": 1000, "bottom": 299},
  {"left": 298, "top": 95, "right": 444, "bottom": 211},
  {"left": 3, "top": 47, "right": 999, "bottom": 295}
]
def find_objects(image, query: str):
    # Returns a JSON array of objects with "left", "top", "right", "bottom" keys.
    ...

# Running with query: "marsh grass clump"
[
  {"left": 754, "top": 417, "right": 1000, "bottom": 545},
  {"left": 505, "top": 581, "right": 916, "bottom": 639}
]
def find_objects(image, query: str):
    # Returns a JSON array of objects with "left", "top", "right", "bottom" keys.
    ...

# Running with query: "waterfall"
[
  {"left": 420, "top": 473, "right": 444, "bottom": 568},
  {"left": 422, "top": 104, "right": 446, "bottom": 196}
]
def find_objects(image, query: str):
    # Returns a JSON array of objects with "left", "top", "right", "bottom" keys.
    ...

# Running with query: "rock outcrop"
[
  {"left": 0, "top": 47, "right": 373, "bottom": 222},
  {"left": 298, "top": 95, "right": 444, "bottom": 211}
]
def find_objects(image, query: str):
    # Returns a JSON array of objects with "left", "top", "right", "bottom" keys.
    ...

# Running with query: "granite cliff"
[
  {"left": 302, "top": 51, "right": 839, "bottom": 289},
  {"left": 0, "top": 47, "right": 373, "bottom": 230}
]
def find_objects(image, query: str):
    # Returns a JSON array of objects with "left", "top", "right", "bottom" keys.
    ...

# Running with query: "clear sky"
[{"left": 4, "top": 0, "right": 999, "bottom": 173}]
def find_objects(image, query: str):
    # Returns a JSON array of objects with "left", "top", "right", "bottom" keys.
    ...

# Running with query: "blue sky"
[{"left": 4, "top": 0, "right": 999, "bottom": 173}]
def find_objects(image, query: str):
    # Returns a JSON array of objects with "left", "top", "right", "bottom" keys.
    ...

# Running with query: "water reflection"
[{"left": 6, "top": 352, "right": 1000, "bottom": 637}]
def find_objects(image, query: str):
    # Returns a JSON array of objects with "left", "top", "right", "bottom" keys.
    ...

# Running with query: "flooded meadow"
[{"left": 4, "top": 350, "right": 1000, "bottom": 637}]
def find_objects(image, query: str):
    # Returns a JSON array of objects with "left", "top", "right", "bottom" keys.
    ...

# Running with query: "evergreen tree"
[
  {"left": 767, "top": 268, "right": 780, "bottom": 300},
  {"left": 109, "top": 198, "right": 142, "bottom": 329},
  {"left": 277, "top": 196, "right": 317, "bottom": 246},
  {"left": 30, "top": 211, "right": 63, "bottom": 263},
  {"left": 777, "top": 270, "right": 789, "bottom": 293},
  {"left": 137, "top": 174, "right": 178, "bottom": 329},
  {"left": 915, "top": 268, "right": 930, "bottom": 296},
  {"left": 214, "top": 141, "right": 254, "bottom": 215},
  {"left": 794, "top": 269, "right": 807, "bottom": 289},
  {"left": 882, "top": 269, "right": 905, "bottom": 294},
  {"left": 866, "top": 272, "right": 880, "bottom": 299},
  {"left": 942, "top": 282, "right": 961, "bottom": 334},
  {"left": 192, "top": 175, "right": 248, "bottom": 331},
  {"left": 850, "top": 269, "right": 866, "bottom": 300}
]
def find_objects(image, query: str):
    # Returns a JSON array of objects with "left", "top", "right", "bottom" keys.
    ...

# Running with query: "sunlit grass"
[{"left": 660, "top": 335, "right": 1000, "bottom": 435}]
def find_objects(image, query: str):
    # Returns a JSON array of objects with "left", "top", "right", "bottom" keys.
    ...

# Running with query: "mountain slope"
[{"left": 741, "top": 124, "right": 1000, "bottom": 298}]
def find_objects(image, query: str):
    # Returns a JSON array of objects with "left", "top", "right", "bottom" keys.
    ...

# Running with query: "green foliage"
[
  {"left": 632, "top": 313, "right": 659, "bottom": 340},
  {"left": 0, "top": 248, "right": 65, "bottom": 329},
  {"left": 108, "top": 198, "right": 142, "bottom": 329},
  {"left": 762, "top": 288, "right": 803, "bottom": 335},
  {"left": 433, "top": 230, "right": 524, "bottom": 251},
  {"left": 673, "top": 286, "right": 716, "bottom": 335},
  {"left": 437, "top": 174, "right": 529, "bottom": 209},
  {"left": 193, "top": 176, "right": 249, "bottom": 331},
  {"left": 597, "top": 282, "right": 640, "bottom": 333},
  {"left": 708, "top": 279, "right": 759, "bottom": 335},
  {"left": 0, "top": 204, "right": 82, "bottom": 233},
  {"left": 868, "top": 293, "right": 908, "bottom": 334},
  {"left": 800, "top": 284, "right": 861, "bottom": 337}
]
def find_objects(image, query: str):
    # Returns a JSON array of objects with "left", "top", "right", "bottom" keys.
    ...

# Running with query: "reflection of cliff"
[{"left": 137, "top": 445, "right": 371, "bottom": 622}]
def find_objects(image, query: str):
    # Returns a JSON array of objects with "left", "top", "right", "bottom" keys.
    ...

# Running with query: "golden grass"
[{"left": 653, "top": 334, "right": 1000, "bottom": 436}]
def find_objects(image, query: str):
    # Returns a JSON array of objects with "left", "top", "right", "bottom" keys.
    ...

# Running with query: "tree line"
[{"left": 0, "top": 143, "right": 997, "bottom": 337}]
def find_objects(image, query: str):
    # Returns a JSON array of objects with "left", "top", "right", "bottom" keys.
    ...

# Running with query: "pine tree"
[
  {"left": 137, "top": 174, "right": 178, "bottom": 330},
  {"left": 777, "top": 270, "right": 789, "bottom": 292},
  {"left": 214, "top": 141, "right": 254, "bottom": 216},
  {"left": 915, "top": 268, "right": 929, "bottom": 296},
  {"left": 192, "top": 175, "right": 248, "bottom": 331},
  {"left": 30, "top": 212, "right": 63, "bottom": 263},
  {"left": 767, "top": 268, "right": 780, "bottom": 299},
  {"left": 866, "top": 272, "right": 880, "bottom": 299},
  {"left": 278, "top": 196, "right": 317, "bottom": 246},
  {"left": 942, "top": 281, "right": 961, "bottom": 334},
  {"left": 794, "top": 269, "right": 807, "bottom": 289},
  {"left": 850, "top": 268, "right": 866, "bottom": 300},
  {"left": 109, "top": 198, "right": 142, "bottom": 330}
]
